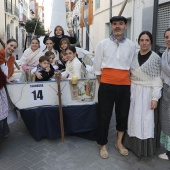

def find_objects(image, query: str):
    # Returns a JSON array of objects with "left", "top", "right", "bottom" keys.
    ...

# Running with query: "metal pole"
[
  {"left": 110, "top": 0, "right": 112, "bottom": 19},
  {"left": 118, "top": 0, "right": 128, "bottom": 16},
  {"left": 152, "top": 0, "right": 159, "bottom": 51},
  {"left": 109, "top": 0, "right": 112, "bottom": 34}
]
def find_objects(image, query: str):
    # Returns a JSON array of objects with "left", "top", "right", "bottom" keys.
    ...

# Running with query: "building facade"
[
  {"left": 0, "top": 0, "right": 20, "bottom": 46},
  {"left": 18, "top": 0, "right": 29, "bottom": 51},
  {"left": 71, "top": 0, "right": 93, "bottom": 50},
  {"left": 71, "top": 0, "right": 170, "bottom": 54}
]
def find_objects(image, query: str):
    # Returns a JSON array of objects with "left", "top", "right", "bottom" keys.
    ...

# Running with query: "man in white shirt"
[{"left": 94, "top": 16, "right": 136, "bottom": 159}]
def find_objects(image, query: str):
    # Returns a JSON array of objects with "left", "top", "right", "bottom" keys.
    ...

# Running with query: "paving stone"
[
  {"left": 130, "top": 162, "right": 155, "bottom": 170},
  {"left": 30, "top": 161, "right": 47, "bottom": 170},
  {"left": 17, "top": 166, "right": 31, "bottom": 170},
  {"left": 6, "top": 161, "right": 23, "bottom": 170}
]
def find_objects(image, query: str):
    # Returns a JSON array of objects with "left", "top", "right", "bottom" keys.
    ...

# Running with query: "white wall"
[
  {"left": 91, "top": 0, "right": 155, "bottom": 51},
  {"left": 72, "top": 0, "right": 170, "bottom": 53}
]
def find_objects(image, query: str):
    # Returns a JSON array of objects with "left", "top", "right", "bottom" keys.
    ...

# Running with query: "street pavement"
[{"left": 0, "top": 113, "right": 170, "bottom": 170}]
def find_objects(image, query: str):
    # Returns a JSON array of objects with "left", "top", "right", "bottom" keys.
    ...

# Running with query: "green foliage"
[{"left": 25, "top": 18, "right": 45, "bottom": 36}]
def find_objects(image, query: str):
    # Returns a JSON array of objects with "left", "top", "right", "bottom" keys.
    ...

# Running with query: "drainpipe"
[
  {"left": 131, "top": 0, "right": 135, "bottom": 41},
  {"left": 152, "top": 0, "right": 158, "bottom": 51},
  {"left": 109, "top": 0, "right": 112, "bottom": 34}
]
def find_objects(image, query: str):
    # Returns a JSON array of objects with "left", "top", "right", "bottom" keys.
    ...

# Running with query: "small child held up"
[{"left": 35, "top": 55, "right": 54, "bottom": 81}]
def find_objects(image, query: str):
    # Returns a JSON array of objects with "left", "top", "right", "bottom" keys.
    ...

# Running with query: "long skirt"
[
  {"left": 0, "top": 118, "right": 10, "bottom": 138},
  {"left": 160, "top": 83, "right": 170, "bottom": 151},
  {"left": 160, "top": 131, "right": 170, "bottom": 151},
  {"left": 123, "top": 84, "right": 160, "bottom": 157},
  {"left": 0, "top": 87, "right": 10, "bottom": 138}
]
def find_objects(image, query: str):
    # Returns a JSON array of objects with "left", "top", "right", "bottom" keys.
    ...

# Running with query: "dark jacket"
[
  {"left": 57, "top": 59, "right": 66, "bottom": 71},
  {"left": 0, "top": 68, "right": 6, "bottom": 89},
  {"left": 35, "top": 64, "right": 54, "bottom": 81},
  {"left": 43, "top": 35, "right": 76, "bottom": 53}
]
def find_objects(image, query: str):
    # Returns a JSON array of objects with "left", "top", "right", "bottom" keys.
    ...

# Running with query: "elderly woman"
[
  {"left": 159, "top": 28, "right": 170, "bottom": 161},
  {"left": 0, "top": 38, "right": 18, "bottom": 138},
  {"left": 124, "top": 31, "right": 162, "bottom": 157}
]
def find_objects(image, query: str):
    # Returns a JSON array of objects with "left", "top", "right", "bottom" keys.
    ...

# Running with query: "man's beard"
[{"left": 112, "top": 31, "right": 123, "bottom": 36}]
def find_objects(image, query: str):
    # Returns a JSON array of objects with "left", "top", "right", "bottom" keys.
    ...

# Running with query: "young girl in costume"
[
  {"left": 57, "top": 50, "right": 68, "bottom": 71},
  {"left": 42, "top": 37, "right": 59, "bottom": 64},
  {"left": 59, "top": 38, "right": 70, "bottom": 52},
  {"left": 20, "top": 38, "right": 44, "bottom": 72},
  {"left": 65, "top": 45, "right": 82, "bottom": 79}
]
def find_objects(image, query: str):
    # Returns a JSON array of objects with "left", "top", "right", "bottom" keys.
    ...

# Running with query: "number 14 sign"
[{"left": 30, "top": 84, "right": 46, "bottom": 104}]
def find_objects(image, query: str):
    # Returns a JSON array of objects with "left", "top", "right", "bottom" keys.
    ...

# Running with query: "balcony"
[{"left": 19, "top": 13, "right": 27, "bottom": 26}]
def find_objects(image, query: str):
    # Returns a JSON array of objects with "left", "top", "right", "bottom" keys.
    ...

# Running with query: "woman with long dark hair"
[
  {"left": 124, "top": 31, "right": 162, "bottom": 157},
  {"left": 65, "top": 45, "right": 81, "bottom": 78},
  {"left": 0, "top": 38, "right": 18, "bottom": 80}
]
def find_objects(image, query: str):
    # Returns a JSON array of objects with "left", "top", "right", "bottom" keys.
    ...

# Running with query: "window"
[
  {"left": 124, "top": 18, "right": 131, "bottom": 39},
  {"left": 95, "top": 0, "right": 100, "bottom": 10},
  {"left": 7, "top": 24, "right": 10, "bottom": 40},
  {"left": 105, "top": 23, "right": 110, "bottom": 38},
  {"left": 16, "top": 26, "right": 18, "bottom": 42}
]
